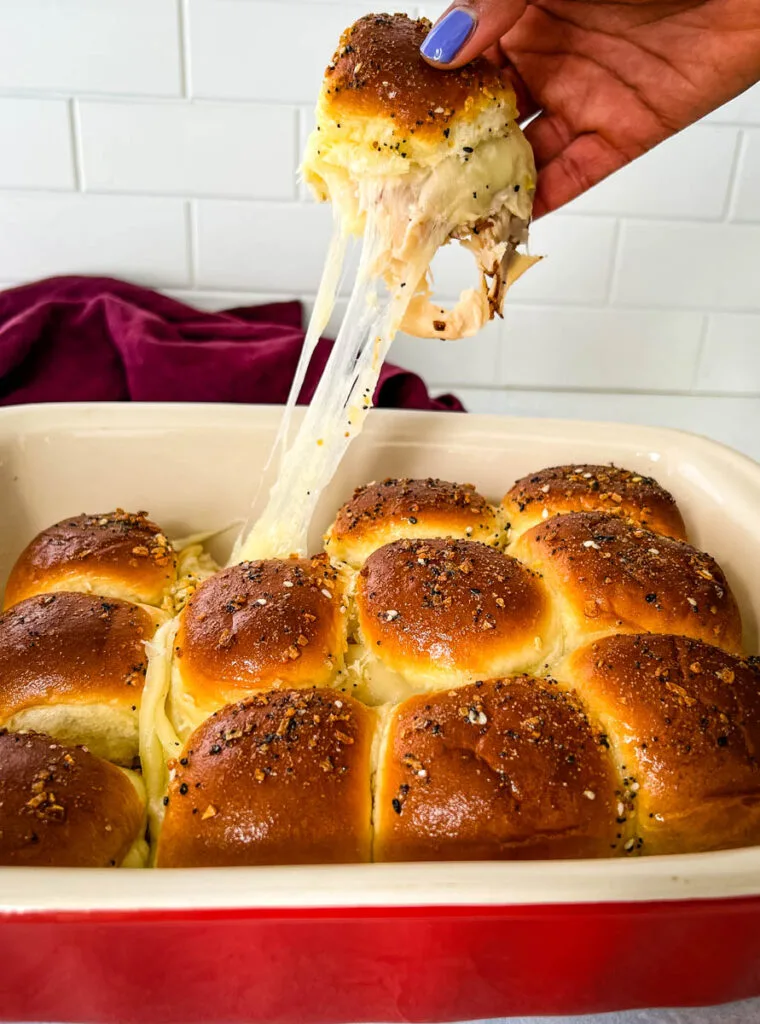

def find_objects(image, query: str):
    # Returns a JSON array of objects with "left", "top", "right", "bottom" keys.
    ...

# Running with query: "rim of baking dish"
[{"left": 0, "top": 851, "right": 760, "bottom": 912}]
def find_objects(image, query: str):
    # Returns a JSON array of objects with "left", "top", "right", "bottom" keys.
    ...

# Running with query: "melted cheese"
[
  {"left": 236, "top": 127, "right": 537, "bottom": 564},
  {"left": 139, "top": 619, "right": 182, "bottom": 848}
]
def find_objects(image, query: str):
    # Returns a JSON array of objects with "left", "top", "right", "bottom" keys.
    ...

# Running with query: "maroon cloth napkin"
[{"left": 0, "top": 276, "right": 464, "bottom": 411}]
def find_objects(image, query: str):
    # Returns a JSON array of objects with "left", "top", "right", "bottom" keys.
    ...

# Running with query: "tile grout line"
[
  {"left": 434, "top": 383, "right": 760, "bottom": 399},
  {"left": 722, "top": 128, "right": 746, "bottom": 222},
  {"left": 185, "top": 200, "right": 198, "bottom": 288},
  {"left": 603, "top": 218, "right": 623, "bottom": 306},
  {"left": 68, "top": 98, "right": 84, "bottom": 191},
  {"left": 689, "top": 315, "right": 711, "bottom": 392},
  {"left": 177, "top": 0, "right": 191, "bottom": 99},
  {"left": 293, "top": 107, "right": 302, "bottom": 200},
  {"left": 151, "top": 286, "right": 760, "bottom": 319}
]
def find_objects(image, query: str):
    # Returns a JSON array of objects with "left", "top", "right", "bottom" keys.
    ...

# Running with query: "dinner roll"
[
  {"left": 156, "top": 689, "right": 375, "bottom": 867},
  {"left": 504, "top": 464, "right": 687, "bottom": 541},
  {"left": 4, "top": 509, "right": 177, "bottom": 610},
  {"left": 171, "top": 556, "right": 348, "bottom": 737},
  {"left": 353, "top": 538, "right": 558, "bottom": 701},
  {"left": 512, "top": 512, "right": 742, "bottom": 654},
  {"left": 559, "top": 634, "right": 760, "bottom": 855},
  {"left": 0, "top": 730, "right": 147, "bottom": 867},
  {"left": 374, "top": 677, "right": 618, "bottom": 861},
  {"left": 302, "top": 13, "right": 538, "bottom": 340},
  {"left": 325, "top": 477, "right": 505, "bottom": 567},
  {"left": 0, "top": 593, "right": 164, "bottom": 765}
]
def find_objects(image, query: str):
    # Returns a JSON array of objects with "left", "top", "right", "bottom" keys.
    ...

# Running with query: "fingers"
[
  {"left": 501, "top": 65, "right": 541, "bottom": 123},
  {"left": 523, "top": 113, "right": 574, "bottom": 171},
  {"left": 529, "top": 131, "right": 630, "bottom": 218},
  {"left": 420, "top": 1, "right": 528, "bottom": 69}
]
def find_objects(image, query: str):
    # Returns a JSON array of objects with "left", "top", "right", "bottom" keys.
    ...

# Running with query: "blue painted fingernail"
[{"left": 420, "top": 8, "right": 477, "bottom": 64}]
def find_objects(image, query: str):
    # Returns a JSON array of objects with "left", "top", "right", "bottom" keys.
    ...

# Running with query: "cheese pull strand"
[{"left": 235, "top": 184, "right": 439, "bottom": 564}]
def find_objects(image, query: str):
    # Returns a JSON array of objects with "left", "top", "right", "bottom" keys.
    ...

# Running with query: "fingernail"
[{"left": 420, "top": 8, "right": 477, "bottom": 64}]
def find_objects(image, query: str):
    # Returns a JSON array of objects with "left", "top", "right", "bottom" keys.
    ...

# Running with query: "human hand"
[{"left": 421, "top": 1, "right": 760, "bottom": 217}]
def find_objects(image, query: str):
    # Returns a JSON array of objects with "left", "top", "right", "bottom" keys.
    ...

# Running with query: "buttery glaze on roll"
[
  {"left": 353, "top": 538, "right": 558, "bottom": 701},
  {"left": 4, "top": 509, "right": 177, "bottom": 610},
  {"left": 325, "top": 477, "right": 505, "bottom": 568},
  {"left": 171, "top": 556, "right": 348, "bottom": 737},
  {"left": 504, "top": 464, "right": 687, "bottom": 542},
  {"left": 302, "top": 13, "right": 538, "bottom": 340},
  {"left": 374, "top": 677, "right": 618, "bottom": 861},
  {"left": 0, "top": 730, "right": 147, "bottom": 867},
  {"left": 0, "top": 592, "right": 164, "bottom": 765},
  {"left": 156, "top": 688, "right": 375, "bottom": 867},
  {"left": 512, "top": 511, "right": 742, "bottom": 654},
  {"left": 559, "top": 634, "right": 760, "bottom": 855}
]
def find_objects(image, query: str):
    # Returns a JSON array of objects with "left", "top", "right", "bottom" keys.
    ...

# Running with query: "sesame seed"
[{"left": 583, "top": 790, "right": 596, "bottom": 800}]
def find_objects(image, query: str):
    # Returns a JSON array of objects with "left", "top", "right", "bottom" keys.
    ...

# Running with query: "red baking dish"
[{"left": 1, "top": 403, "right": 759, "bottom": 1023}]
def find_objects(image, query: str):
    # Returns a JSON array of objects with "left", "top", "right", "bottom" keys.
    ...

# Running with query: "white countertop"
[{"left": 490, "top": 1002, "right": 759, "bottom": 1023}]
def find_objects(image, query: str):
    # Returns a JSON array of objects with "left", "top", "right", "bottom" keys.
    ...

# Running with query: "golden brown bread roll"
[
  {"left": 558, "top": 634, "right": 760, "bottom": 855},
  {"left": 156, "top": 688, "right": 375, "bottom": 867},
  {"left": 512, "top": 512, "right": 742, "bottom": 654},
  {"left": 504, "top": 464, "right": 687, "bottom": 542},
  {"left": 0, "top": 730, "right": 147, "bottom": 867},
  {"left": 0, "top": 592, "right": 164, "bottom": 765},
  {"left": 302, "top": 13, "right": 538, "bottom": 340},
  {"left": 4, "top": 509, "right": 177, "bottom": 610},
  {"left": 325, "top": 477, "right": 505, "bottom": 568},
  {"left": 374, "top": 677, "right": 618, "bottom": 861},
  {"left": 170, "top": 556, "right": 348, "bottom": 738},
  {"left": 352, "top": 538, "right": 558, "bottom": 701}
]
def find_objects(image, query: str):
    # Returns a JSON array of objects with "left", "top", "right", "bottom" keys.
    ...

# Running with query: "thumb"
[{"left": 420, "top": 2, "right": 527, "bottom": 69}]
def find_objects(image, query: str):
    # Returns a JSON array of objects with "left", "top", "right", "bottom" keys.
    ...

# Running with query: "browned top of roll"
[
  {"left": 327, "top": 477, "right": 504, "bottom": 565},
  {"left": 4, "top": 509, "right": 177, "bottom": 609},
  {"left": 513, "top": 512, "right": 742, "bottom": 653},
  {"left": 175, "top": 556, "right": 347, "bottom": 704},
  {"left": 356, "top": 538, "right": 554, "bottom": 678},
  {"left": 156, "top": 688, "right": 375, "bottom": 867},
  {"left": 375, "top": 677, "right": 618, "bottom": 861},
  {"left": 504, "top": 464, "right": 687, "bottom": 540},
  {"left": 0, "top": 593, "right": 156, "bottom": 722},
  {"left": 322, "top": 13, "right": 516, "bottom": 139},
  {"left": 563, "top": 634, "right": 760, "bottom": 854},
  {"left": 0, "top": 730, "right": 144, "bottom": 867}
]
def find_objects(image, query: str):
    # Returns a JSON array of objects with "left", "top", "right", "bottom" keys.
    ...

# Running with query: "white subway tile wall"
[{"left": 0, "top": 0, "right": 758, "bottom": 459}]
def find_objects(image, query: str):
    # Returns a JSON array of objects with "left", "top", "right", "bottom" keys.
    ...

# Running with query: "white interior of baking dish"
[{"left": 0, "top": 402, "right": 759, "bottom": 913}]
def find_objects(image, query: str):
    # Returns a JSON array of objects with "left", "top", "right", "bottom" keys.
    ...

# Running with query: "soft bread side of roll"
[
  {"left": 0, "top": 592, "right": 163, "bottom": 765},
  {"left": 374, "top": 677, "right": 619, "bottom": 861},
  {"left": 0, "top": 730, "right": 147, "bottom": 867},
  {"left": 558, "top": 634, "right": 760, "bottom": 855},
  {"left": 354, "top": 538, "right": 559, "bottom": 695},
  {"left": 325, "top": 477, "right": 506, "bottom": 568},
  {"left": 504, "top": 464, "right": 687, "bottom": 542},
  {"left": 4, "top": 510, "right": 177, "bottom": 609},
  {"left": 156, "top": 689, "right": 375, "bottom": 867},
  {"left": 511, "top": 511, "right": 742, "bottom": 654},
  {"left": 171, "top": 556, "right": 349, "bottom": 737}
]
